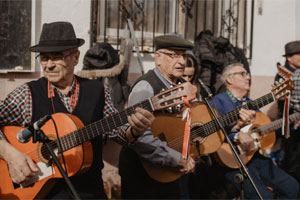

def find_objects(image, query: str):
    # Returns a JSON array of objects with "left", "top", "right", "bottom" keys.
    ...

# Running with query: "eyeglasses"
[
  {"left": 158, "top": 51, "right": 187, "bottom": 60},
  {"left": 230, "top": 71, "right": 250, "bottom": 77},
  {"left": 35, "top": 51, "right": 76, "bottom": 63}
]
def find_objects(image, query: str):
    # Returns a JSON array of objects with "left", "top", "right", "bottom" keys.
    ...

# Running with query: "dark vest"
[
  {"left": 28, "top": 76, "right": 105, "bottom": 195},
  {"left": 119, "top": 69, "right": 184, "bottom": 184},
  {"left": 132, "top": 69, "right": 186, "bottom": 95},
  {"left": 131, "top": 69, "right": 167, "bottom": 95}
]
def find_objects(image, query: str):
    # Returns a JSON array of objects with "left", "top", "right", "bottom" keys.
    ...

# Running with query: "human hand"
[
  {"left": 235, "top": 106, "right": 256, "bottom": 130},
  {"left": 127, "top": 107, "right": 155, "bottom": 137},
  {"left": 294, "top": 120, "right": 300, "bottom": 128},
  {"left": 178, "top": 156, "right": 195, "bottom": 174},
  {"left": 2, "top": 142, "right": 39, "bottom": 184},
  {"left": 237, "top": 131, "right": 255, "bottom": 153}
]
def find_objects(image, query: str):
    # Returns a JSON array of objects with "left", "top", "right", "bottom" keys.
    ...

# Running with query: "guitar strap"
[
  {"left": 282, "top": 91, "right": 291, "bottom": 139},
  {"left": 181, "top": 97, "right": 191, "bottom": 159}
]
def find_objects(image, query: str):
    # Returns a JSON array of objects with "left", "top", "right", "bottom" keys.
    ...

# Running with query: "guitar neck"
[
  {"left": 56, "top": 99, "right": 153, "bottom": 152},
  {"left": 219, "top": 92, "right": 274, "bottom": 127},
  {"left": 252, "top": 112, "right": 300, "bottom": 135},
  {"left": 196, "top": 93, "right": 275, "bottom": 138}
]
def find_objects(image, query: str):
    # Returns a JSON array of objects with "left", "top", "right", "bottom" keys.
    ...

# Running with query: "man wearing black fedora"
[{"left": 0, "top": 21, "right": 154, "bottom": 199}]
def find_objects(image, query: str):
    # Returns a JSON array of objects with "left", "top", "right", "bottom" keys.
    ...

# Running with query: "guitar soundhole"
[
  {"left": 190, "top": 122, "right": 206, "bottom": 144},
  {"left": 38, "top": 140, "right": 58, "bottom": 163}
]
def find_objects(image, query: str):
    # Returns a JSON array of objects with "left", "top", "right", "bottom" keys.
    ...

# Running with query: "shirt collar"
[
  {"left": 226, "top": 90, "right": 247, "bottom": 104},
  {"left": 154, "top": 68, "right": 180, "bottom": 88},
  {"left": 51, "top": 77, "right": 76, "bottom": 97},
  {"left": 285, "top": 60, "right": 296, "bottom": 73}
]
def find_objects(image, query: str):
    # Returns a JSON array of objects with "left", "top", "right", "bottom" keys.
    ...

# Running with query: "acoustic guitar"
[
  {"left": 0, "top": 82, "right": 197, "bottom": 199},
  {"left": 277, "top": 62, "right": 293, "bottom": 80},
  {"left": 214, "top": 112, "right": 300, "bottom": 168},
  {"left": 143, "top": 79, "right": 294, "bottom": 183}
]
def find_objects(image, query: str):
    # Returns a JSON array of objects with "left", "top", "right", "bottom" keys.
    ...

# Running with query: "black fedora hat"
[
  {"left": 30, "top": 21, "right": 85, "bottom": 53},
  {"left": 283, "top": 41, "right": 300, "bottom": 56}
]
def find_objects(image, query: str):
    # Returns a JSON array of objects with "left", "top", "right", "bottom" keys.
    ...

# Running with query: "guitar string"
[
  {"left": 27, "top": 93, "right": 274, "bottom": 158},
  {"left": 164, "top": 95, "right": 274, "bottom": 150},
  {"left": 34, "top": 99, "right": 154, "bottom": 158}
]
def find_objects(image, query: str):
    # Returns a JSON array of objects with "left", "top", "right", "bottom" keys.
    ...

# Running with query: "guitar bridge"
[{"left": 19, "top": 162, "right": 54, "bottom": 188}]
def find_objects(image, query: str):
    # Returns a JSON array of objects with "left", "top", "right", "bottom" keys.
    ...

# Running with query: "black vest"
[
  {"left": 119, "top": 69, "right": 185, "bottom": 181},
  {"left": 131, "top": 69, "right": 167, "bottom": 95},
  {"left": 28, "top": 76, "right": 105, "bottom": 193}
]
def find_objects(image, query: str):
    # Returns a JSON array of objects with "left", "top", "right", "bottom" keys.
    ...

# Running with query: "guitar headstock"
[
  {"left": 151, "top": 82, "right": 197, "bottom": 111},
  {"left": 271, "top": 78, "right": 295, "bottom": 100},
  {"left": 277, "top": 63, "right": 293, "bottom": 80}
]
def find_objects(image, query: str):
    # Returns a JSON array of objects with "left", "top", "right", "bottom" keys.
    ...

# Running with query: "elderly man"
[
  {"left": 211, "top": 62, "right": 299, "bottom": 199},
  {"left": 119, "top": 35, "right": 196, "bottom": 199},
  {"left": 275, "top": 41, "right": 300, "bottom": 119},
  {"left": 0, "top": 21, "right": 154, "bottom": 199}
]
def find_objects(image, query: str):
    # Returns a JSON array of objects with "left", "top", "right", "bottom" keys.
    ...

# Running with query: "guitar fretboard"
[
  {"left": 191, "top": 93, "right": 274, "bottom": 139},
  {"left": 55, "top": 99, "right": 153, "bottom": 152},
  {"left": 252, "top": 112, "right": 300, "bottom": 135}
]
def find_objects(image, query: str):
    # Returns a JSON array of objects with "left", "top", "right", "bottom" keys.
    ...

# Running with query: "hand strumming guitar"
[
  {"left": 178, "top": 156, "right": 195, "bottom": 174},
  {"left": 237, "top": 132, "right": 255, "bottom": 153},
  {"left": 0, "top": 139, "right": 39, "bottom": 184}
]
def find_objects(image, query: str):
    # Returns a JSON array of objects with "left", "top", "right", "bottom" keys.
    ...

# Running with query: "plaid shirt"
[
  {"left": 291, "top": 69, "right": 300, "bottom": 112},
  {"left": 0, "top": 81, "right": 129, "bottom": 144}
]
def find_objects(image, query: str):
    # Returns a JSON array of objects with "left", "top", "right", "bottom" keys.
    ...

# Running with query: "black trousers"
[{"left": 119, "top": 147, "right": 181, "bottom": 199}]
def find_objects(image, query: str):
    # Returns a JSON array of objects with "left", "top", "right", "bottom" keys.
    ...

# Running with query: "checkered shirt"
[{"left": 0, "top": 82, "right": 128, "bottom": 144}]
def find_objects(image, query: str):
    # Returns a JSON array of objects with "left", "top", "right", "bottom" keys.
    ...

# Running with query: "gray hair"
[{"left": 220, "top": 62, "right": 244, "bottom": 84}]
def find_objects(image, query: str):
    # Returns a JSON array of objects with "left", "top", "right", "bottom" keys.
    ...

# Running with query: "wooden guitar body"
[
  {"left": 0, "top": 113, "right": 92, "bottom": 199},
  {"left": 0, "top": 82, "right": 197, "bottom": 198},
  {"left": 189, "top": 102, "right": 224, "bottom": 155},
  {"left": 213, "top": 112, "right": 275, "bottom": 169},
  {"left": 143, "top": 102, "right": 224, "bottom": 182}
]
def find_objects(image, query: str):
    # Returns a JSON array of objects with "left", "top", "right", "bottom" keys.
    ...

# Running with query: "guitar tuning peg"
[
  {"left": 178, "top": 82, "right": 182, "bottom": 84},
  {"left": 161, "top": 88, "right": 165, "bottom": 91},
  {"left": 168, "top": 107, "right": 173, "bottom": 113},
  {"left": 170, "top": 85, "right": 173, "bottom": 88}
]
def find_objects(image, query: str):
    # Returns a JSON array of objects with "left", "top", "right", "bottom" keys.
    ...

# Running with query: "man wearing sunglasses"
[
  {"left": 0, "top": 21, "right": 154, "bottom": 199},
  {"left": 208, "top": 63, "right": 299, "bottom": 199},
  {"left": 119, "top": 35, "right": 196, "bottom": 199}
]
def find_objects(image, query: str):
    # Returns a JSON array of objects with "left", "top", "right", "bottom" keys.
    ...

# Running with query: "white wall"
[
  {"left": 247, "top": 0, "right": 296, "bottom": 76},
  {"left": 31, "top": 0, "right": 300, "bottom": 76},
  {"left": 34, "top": 0, "right": 91, "bottom": 72},
  {"left": 128, "top": 0, "right": 300, "bottom": 77}
]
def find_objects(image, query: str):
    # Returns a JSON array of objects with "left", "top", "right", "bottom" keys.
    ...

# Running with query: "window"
[
  {"left": 92, "top": 0, "right": 254, "bottom": 58},
  {"left": 0, "top": 0, "right": 34, "bottom": 72}
]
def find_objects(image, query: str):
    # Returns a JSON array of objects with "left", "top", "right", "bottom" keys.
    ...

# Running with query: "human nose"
[
  {"left": 178, "top": 55, "right": 186, "bottom": 64},
  {"left": 45, "top": 58, "right": 56, "bottom": 67}
]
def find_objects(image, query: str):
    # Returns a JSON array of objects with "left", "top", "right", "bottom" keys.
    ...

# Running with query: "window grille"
[{"left": 92, "top": 0, "right": 254, "bottom": 58}]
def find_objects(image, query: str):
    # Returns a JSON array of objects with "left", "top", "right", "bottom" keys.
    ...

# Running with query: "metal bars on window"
[{"left": 92, "top": 0, "right": 254, "bottom": 58}]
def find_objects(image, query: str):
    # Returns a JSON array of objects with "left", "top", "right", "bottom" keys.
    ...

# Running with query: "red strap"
[{"left": 282, "top": 92, "right": 290, "bottom": 139}]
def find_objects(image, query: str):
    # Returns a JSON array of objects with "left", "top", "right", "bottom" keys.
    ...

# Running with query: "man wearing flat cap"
[
  {"left": 119, "top": 35, "right": 196, "bottom": 199},
  {"left": 0, "top": 21, "right": 154, "bottom": 199}
]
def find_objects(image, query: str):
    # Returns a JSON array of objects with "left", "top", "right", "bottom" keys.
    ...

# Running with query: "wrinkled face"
[
  {"left": 227, "top": 66, "right": 251, "bottom": 92},
  {"left": 287, "top": 53, "right": 300, "bottom": 69},
  {"left": 155, "top": 49, "right": 187, "bottom": 82},
  {"left": 38, "top": 49, "right": 79, "bottom": 85}
]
